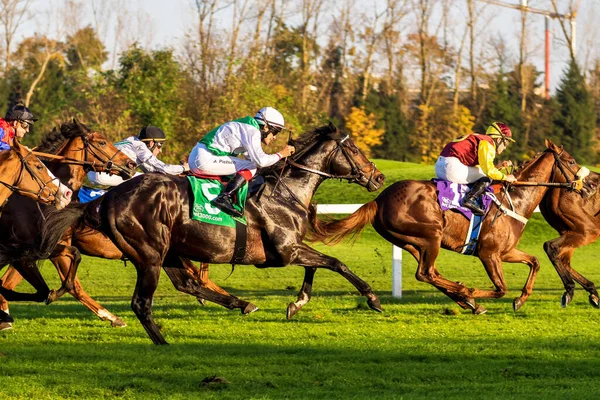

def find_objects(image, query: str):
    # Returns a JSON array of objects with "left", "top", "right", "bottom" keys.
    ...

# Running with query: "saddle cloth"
[
  {"left": 187, "top": 175, "right": 248, "bottom": 227},
  {"left": 433, "top": 179, "right": 495, "bottom": 256}
]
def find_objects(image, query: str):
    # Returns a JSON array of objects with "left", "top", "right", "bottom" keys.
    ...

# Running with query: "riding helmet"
[
  {"left": 5, "top": 103, "right": 37, "bottom": 124},
  {"left": 138, "top": 126, "right": 166, "bottom": 142}
]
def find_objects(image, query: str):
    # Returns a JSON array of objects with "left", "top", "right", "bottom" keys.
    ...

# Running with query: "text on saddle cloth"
[
  {"left": 433, "top": 178, "right": 494, "bottom": 220},
  {"left": 187, "top": 175, "right": 248, "bottom": 227}
]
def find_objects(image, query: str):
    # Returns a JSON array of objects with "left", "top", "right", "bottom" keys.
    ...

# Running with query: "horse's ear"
[
  {"left": 328, "top": 121, "right": 337, "bottom": 132},
  {"left": 545, "top": 139, "right": 560, "bottom": 151}
]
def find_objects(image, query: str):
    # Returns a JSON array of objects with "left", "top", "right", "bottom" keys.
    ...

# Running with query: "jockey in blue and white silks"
[{"left": 82, "top": 126, "right": 188, "bottom": 198}]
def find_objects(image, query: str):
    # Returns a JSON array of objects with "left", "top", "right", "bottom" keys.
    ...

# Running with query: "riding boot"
[
  {"left": 461, "top": 177, "right": 492, "bottom": 216},
  {"left": 211, "top": 174, "right": 247, "bottom": 218}
]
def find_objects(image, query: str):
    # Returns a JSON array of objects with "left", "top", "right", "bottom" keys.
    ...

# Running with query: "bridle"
[
  {"left": 287, "top": 135, "right": 377, "bottom": 186},
  {"left": 268, "top": 134, "right": 378, "bottom": 211},
  {"left": 34, "top": 131, "right": 130, "bottom": 176},
  {"left": 0, "top": 148, "right": 59, "bottom": 204},
  {"left": 551, "top": 147, "right": 589, "bottom": 187}
]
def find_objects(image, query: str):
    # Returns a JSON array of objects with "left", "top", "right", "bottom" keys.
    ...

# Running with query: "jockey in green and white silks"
[
  {"left": 87, "top": 126, "right": 188, "bottom": 187},
  {"left": 188, "top": 107, "right": 295, "bottom": 218}
]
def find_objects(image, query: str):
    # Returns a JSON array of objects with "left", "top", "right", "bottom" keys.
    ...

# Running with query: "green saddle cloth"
[{"left": 187, "top": 176, "right": 248, "bottom": 227}]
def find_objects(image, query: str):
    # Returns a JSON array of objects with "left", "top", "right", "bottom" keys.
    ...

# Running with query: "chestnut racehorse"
[
  {"left": 0, "top": 120, "right": 135, "bottom": 329},
  {"left": 305, "top": 140, "right": 587, "bottom": 316},
  {"left": 539, "top": 171, "right": 600, "bottom": 308}
]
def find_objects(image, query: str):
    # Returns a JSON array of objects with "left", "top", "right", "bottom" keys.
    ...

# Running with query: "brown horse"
[
  {"left": 0, "top": 139, "right": 67, "bottom": 208},
  {"left": 539, "top": 171, "right": 600, "bottom": 308},
  {"left": 0, "top": 120, "right": 135, "bottom": 329},
  {"left": 304, "top": 140, "right": 586, "bottom": 316},
  {"left": 56, "top": 124, "right": 384, "bottom": 344}
]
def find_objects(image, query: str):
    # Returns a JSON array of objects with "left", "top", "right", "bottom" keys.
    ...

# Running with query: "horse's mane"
[
  {"left": 260, "top": 123, "right": 344, "bottom": 175},
  {"left": 513, "top": 148, "right": 548, "bottom": 179},
  {"left": 35, "top": 120, "right": 91, "bottom": 155}
]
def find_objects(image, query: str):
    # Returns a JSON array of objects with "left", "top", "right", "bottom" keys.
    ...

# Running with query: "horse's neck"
[
  {"left": 274, "top": 153, "right": 329, "bottom": 208},
  {"left": 511, "top": 156, "right": 554, "bottom": 217},
  {"left": 50, "top": 137, "right": 86, "bottom": 191},
  {"left": 0, "top": 157, "right": 20, "bottom": 205}
]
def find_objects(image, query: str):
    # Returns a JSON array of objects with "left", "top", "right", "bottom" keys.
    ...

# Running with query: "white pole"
[{"left": 392, "top": 245, "right": 402, "bottom": 298}]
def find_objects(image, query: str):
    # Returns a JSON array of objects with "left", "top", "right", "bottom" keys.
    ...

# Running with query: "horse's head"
[
  {"left": 0, "top": 140, "right": 71, "bottom": 209},
  {"left": 289, "top": 123, "right": 385, "bottom": 192},
  {"left": 60, "top": 118, "right": 136, "bottom": 179},
  {"left": 545, "top": 139, "right": 589, "bottom": 192}
]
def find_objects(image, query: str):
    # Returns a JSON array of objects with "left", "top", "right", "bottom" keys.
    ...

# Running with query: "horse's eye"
[
  {"left": 36, "top": 163, "right": 43, "bottom": 171},
  {"left": 99, "top": 141, "right": 107, "bottom": 147}
]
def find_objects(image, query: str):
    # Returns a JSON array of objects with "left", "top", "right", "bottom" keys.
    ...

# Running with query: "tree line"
[{"left": 1, "top": 0, "right": 597, "bottom": 165}]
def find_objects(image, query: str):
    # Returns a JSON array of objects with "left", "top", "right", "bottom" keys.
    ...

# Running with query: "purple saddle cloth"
[{"left": 432, "top": 179, "right": 494, "bottom": 220}]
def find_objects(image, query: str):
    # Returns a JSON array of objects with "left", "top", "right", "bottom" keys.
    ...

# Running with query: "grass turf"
[{"left": 1, "top": 159, "right": 600, "bottom": 399}]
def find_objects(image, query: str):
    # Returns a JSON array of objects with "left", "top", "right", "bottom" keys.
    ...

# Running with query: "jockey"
[
  {"left": 435, "top": 122, "right": 517, "bottom": 216},
  {"left": 0, "top": 103, "right": 37, "bottom": 151},
  {"left": 86, "top": 125, "right": 189, "bottom": 187},
  {"left": 188, "top": 106, "right": 296, "bottom": 218}
]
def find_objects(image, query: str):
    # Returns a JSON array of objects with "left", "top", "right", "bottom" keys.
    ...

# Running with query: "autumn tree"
[{"left": 345, "top": 106, "right": 384, "bottom": 157}]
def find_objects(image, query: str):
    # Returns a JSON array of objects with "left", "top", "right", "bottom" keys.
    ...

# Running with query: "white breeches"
[
  {"left": 434, "top": 156, "right": 486, "bottom": 184},
  {"left": 189, "top": 143, "right": 257, "bottom": 176}
]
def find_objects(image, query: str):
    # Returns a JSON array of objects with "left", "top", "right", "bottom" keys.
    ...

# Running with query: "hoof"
[
  {"left": 286, "top": 303, "right": 299, "bottom": 320},
  {"left": 367, "top": 298, "right": 383, "bottom": 313},
  {"left": 561, "top": 292, "right": 573, "bottom": 308},
  {"left": 45, "top": 290, "right": 57, "bottom": 305},
  {"left": 0, "top": 322, "right": 12, "bottom": 331},
  {"left": 589, "top": 294, "right": 599, "bottom": 308},
  {"left": 513, "top": 298, "right": 525, "bottom": 312},
  {"left": 110, "top": 318, "right": 127, "bottom": 328},
  {"left": 197, "top": 298, "right": 207, "bottom": 306},
  {"left": 242, "top": 303, "right": 258, "bottom": 315},
  {"left": 0, "top": 310, "right": 14, "bottom": 323},
  {"left": 473, "top": 305, "right": 487, "bottom": 315}
]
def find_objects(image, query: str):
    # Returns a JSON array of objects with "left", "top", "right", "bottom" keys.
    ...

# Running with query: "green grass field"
[{"left": 2, "top": 160, "right": 600, "bottom": 399}]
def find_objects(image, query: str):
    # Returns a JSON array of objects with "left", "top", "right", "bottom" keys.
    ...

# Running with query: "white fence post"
[{"left": 392, "top": 246, "right": 403, "bottom": 298}]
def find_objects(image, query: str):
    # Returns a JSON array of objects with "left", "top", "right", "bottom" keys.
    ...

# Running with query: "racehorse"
[
  {"left": 0, "top": 120, "right": 135, "bottom": 328},
  {"left": 305, "top": 140, "right": 587, "bottom": 316},
  {"left": 0, "top": 139, "right": 68, "bottom": 209},
  {"left": 539, "top": 171, "right": 600, "bottom": 308},
  {"left": 64, "top": 124, "right": 384, "bottom": 344}
]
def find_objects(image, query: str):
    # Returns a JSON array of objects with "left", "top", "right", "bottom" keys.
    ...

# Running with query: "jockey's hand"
[
  {"left": 182, "top": 161, "right": 190, "bottom": 171},
  {"left": 505, "top": 174, "right": 517, "bottom": 183},
  {"left": 279, "top": 145, "right": 296, "bottom": 158},
  {"left": 500, "top": 160, "right": 513, "bottom": 169}
]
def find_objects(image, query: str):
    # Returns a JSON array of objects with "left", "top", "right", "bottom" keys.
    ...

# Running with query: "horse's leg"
[
  {"left": 49, "top": 253, "right": 126, "bottom": 327},
  {"left": 475, "top": 248, "right": 539, "bottom": 311},
  {"left": 180, "top": 258, "right": 231, "bottom": 306},
  {"left": 287, "top": 243, "right": 382, "bottom": 317},
  {"left": 287, "top": 267, "right": 316, "bottom": 319},
  {"left": 130, "top": 263, "right": 167, "bottom": 345},
  {"left": 0, "top": 261, "right": 52, "bottom": 303},
  {"left": 0, "top": 266, "right": 24, "bottom": 328},
  {"left": 163, "top": 253, "right": 257, "bottom": 314},
  {"left": 544, "top": 232, "right": 600, "bottom": 308},
  {"left": 44, "top": 244, "right": 82, "bottom": 304}
]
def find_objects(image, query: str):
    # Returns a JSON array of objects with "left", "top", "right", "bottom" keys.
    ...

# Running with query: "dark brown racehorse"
[
  {"left": 0, "top": 139, "right": 65, "bottom": 208},
  {"left": 62, "top": 124, "right": 384, "bottom": 344},
  {"left": 305, "top": 140, "right": 586, "bottom": 316},
  {"left": 0, "top": 120, "right": 135, "bottom": 328},
  {"left": 539, "top": 170, "right": 600, "bottom": 308}
]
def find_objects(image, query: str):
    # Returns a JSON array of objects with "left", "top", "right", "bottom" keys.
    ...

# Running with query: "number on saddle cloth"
[{"left": 187, "top": 175, "right": 249, "bottom": 227}]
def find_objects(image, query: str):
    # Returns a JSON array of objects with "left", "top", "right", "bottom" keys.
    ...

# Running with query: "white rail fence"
[{"left": 316, "top": 204, "right": 541, "bottom": 299}]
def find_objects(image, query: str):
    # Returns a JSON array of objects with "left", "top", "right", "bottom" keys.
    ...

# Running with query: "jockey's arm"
[
  {"left": 137, "top": 146, "right": 186, "bottom": 175},
  {"left": 477, "top": 140, "right": 506, "bottom": 181},
  {"left": 87, "top": 170, "right": 127, "bottom": 186},
  {"left": 240, "top": 128, "right": 281, "bottom": 168}
]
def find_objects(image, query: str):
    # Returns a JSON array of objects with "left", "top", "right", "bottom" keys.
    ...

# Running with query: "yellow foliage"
[{"left": 344, "top": 106, "right": 385, "bottom": 157}]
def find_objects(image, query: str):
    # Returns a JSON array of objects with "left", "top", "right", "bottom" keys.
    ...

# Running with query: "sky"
[{"left": 14, "top": 0, "right": 600, "bottom": 93}]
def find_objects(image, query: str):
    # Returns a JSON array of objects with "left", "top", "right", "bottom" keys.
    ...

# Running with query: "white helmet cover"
[{"left": 255, "top": 107, "right": 284, "bottom": 130}]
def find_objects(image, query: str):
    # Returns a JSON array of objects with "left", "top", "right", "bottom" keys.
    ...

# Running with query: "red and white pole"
[{"left": 545, "top": 16, "right": 551, "bottom": 100}]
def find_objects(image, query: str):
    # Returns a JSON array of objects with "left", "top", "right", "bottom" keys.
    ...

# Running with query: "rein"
[
  {"left": 33, "top": 132, "right": 129, "bottom": 175},
  {"left": 268, "top": 134, "right": 376, "bottom": 211}
]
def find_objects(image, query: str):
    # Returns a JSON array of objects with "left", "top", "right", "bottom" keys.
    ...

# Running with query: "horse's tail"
[
  {"left": 0, "top": 203, "right": 88, "bottom": 265},
  {"left": 308, "top": 201, "right": 378, "bottom": 245}
]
